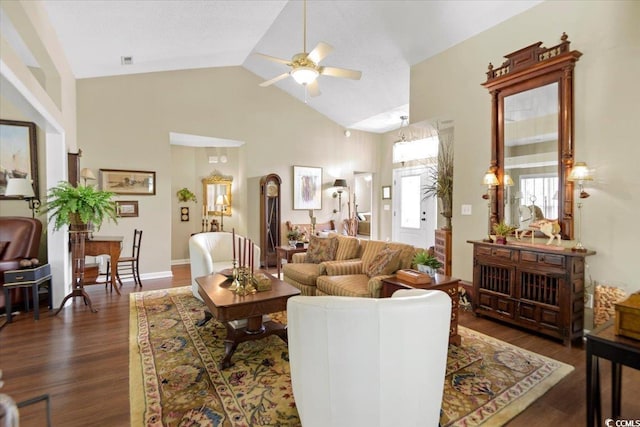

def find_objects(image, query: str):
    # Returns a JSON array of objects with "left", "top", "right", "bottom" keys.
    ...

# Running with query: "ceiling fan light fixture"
[{"left": 291, "top": 66, "right": 319, "bottom": 85}]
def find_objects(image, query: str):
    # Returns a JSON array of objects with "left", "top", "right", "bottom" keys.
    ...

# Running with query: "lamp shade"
[
  {"left": 333, "top": 179, "right": 348, "bottom": 189},
  {"left": 568, "top": 162, "right": 593, "bottom": 182},
  {"left": 215, "top": 194, "right": 229, "bottom": 206},
  {"left": 482, "top": 171, "right": 499, "bottom": 186},
  {"left": 80, "top": 168, "right": 96, "bottom": 181},
  {"left": 5, "top": 178, "right": 35, "bottom": 198},
  {"left": 291, "top": 66, "right": 319, "bottom": 85},
  {"left": 504, "top": 174, "right": 514, "bottom": 187}
]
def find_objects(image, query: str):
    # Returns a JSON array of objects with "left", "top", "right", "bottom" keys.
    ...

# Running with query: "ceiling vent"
[{"left": 121, "top": 56, "right": 133, "bottom": 65}]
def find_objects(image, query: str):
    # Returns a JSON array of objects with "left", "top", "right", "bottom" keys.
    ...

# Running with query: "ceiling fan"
[{"left": 254, "top": 0, "right": 362, "bottom": 97}]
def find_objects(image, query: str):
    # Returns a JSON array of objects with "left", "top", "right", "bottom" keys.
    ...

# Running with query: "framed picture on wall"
[
  {"left": 0, "top": 119, "right": 38, "bottom": 199},
  {"left": 99, "top": 169, "right": 156, "bottom": 195},
  {"left": 116, "top": 200, "right": 139, "bottom": 217},
  {"left": 293, "top": 166, "right": 322, "bottom": 210},
  {"left": 382, "top": 185, "right": 392, "bottom": 200}
]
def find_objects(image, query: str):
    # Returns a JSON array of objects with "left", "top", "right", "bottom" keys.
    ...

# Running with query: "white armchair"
[
  {"left": 189, "top": 232, "right": 260, "bottom": 301},
  {"left": 287, "top": 289, "right": 451, "bottom": 427}
]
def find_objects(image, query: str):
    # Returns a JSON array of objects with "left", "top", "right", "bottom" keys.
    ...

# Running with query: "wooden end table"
[
  {"left": 275, "top": 245, "right": 307, "bottom": 277},
  {"left": 196, "top": 270, "right": 301, "bottom": 369},
  {"left": 381, "top": 274, "right": 461, "bottom": 346},
  {"left": 586, "top": 320, "right": 640, "bottom": 427},
  {"left": 3, "top": 264, "right": 52, "bottom": 322}
]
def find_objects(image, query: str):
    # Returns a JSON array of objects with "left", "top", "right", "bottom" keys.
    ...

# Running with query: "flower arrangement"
[{"left": 287, "top": 226, "right": 303, "bottom": 241}]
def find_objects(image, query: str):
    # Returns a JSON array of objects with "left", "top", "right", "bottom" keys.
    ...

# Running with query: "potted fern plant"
[{"left": 40, "top": 181, "right": 118, "bottom": 232}]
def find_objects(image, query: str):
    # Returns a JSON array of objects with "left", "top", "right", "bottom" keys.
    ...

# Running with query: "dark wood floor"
[{"left": 1, "top": 265, "right": 638, "bottom": 426}]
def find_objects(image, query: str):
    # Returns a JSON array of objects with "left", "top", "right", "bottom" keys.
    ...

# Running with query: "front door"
[{"left": 392, "top": 166, "right": 436, "bottom": 249}]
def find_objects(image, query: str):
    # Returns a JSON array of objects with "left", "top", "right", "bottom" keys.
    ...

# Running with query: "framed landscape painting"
[
  {"left": 293, "top": 166, "right": 322, "bottom": 210},
  {"left": 0, "top": 119, "right": 38, "bottom": 199},
  {"left": 99, "top": 169, "right": 156, "bottom": 195}
]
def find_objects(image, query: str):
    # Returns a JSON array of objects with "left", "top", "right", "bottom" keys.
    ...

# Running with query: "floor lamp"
[
  {"left": 568, "top": 162, "right": 593, "bottom": 252},
  {"left": 482, "top": 170, "right": 499, "bottom": 241}
]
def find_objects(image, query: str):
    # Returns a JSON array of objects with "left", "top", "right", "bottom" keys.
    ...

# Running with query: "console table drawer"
[
  {"left": 520, "top": 250, "right": 565, "bottom": 268},
  {"left": 476, "top": 245, "right": 515, "bottom": 260}
]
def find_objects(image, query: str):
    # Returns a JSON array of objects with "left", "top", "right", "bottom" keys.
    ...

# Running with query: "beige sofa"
[{"left": 283, "top": 234, "right": 417, "bottom": 298}]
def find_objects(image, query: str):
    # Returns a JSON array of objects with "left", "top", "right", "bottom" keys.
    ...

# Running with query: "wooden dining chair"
[{"left": 106, "top": 229, "right": 143, "bottom": 289}]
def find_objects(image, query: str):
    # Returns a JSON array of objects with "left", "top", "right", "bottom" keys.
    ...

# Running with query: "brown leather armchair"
[{"left": 0, "top": 216, "right": 43, "bottom": 311}]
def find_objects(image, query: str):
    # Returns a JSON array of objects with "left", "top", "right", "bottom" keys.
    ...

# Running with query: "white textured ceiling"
[{"left": 39, "top": 0, "right": 543, "bottom": 133}]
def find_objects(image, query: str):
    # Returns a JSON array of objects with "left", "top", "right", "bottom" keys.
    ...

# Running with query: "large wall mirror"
[
  {"left": 483, "top": 33, "right": 581, "bottom": 239},
  {"left": 203, "top": 172, "right": 232, "bottom": 216}
]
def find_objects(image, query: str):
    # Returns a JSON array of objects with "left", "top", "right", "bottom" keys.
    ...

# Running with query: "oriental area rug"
[{"left": 130, "top": 287, "right": 573, "bottom": 426}]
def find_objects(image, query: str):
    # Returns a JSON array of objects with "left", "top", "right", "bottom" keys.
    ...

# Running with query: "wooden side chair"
[{"left": 107, "top": 229, "right": 143, "bottom": 289}]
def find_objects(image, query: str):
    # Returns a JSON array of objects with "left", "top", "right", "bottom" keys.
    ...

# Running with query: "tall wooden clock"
[{"left": 260, "top": 174, "right": 281, "bottom": 268}]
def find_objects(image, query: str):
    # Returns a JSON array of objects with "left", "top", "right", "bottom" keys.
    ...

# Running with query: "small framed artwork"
[
  {"left": 0, "top": 119, "right": 38, "bottom": 199},
  {"left": 382, "top": 185, "right": 392, "bottom": 200},
  {"left": 116, "top": 200, "right": 139, "bottom": 217},
  {"left": 180, "top": 206, "right": 189, "bottom": 222},
  {"left": 293, "top": 166, "right": 322, "bottom": 210},
  {"left": 100, "top": 169, "right": 156, "bottom": 195}
]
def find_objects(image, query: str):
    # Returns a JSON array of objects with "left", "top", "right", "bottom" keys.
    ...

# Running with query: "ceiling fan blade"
[
  {"left": 307, "top": 79, "right": 320, "bottom": 97},
  {"left": 253, "top": 52, "right": 292, "bottom": 66},
  {"left": 320, "top": 66, "right": 362, "bottom": 80},
  {"left": 307, "top": 42, "right": 333, "bottom": 64},
  {"left": 259, "top": 72, "right": 290, "bottom": 87}
]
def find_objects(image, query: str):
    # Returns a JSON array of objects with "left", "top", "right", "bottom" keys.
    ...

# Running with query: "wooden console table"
[
  {"left": 381, "top": 274, "right": 461, "bottom": 346},
  {"left": 468, "top": 240, "right": 595, "bottom": 346},
  {"left": 586, "top": 320, "right": 640, "bottom": 427},
  {"left": 85, "top": 235, "right": 123, "bottom": 294}
]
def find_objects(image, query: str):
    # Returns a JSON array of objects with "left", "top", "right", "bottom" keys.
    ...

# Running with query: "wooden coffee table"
[{"left": 196, "top": 270, "right": 301, "bottom": 369}]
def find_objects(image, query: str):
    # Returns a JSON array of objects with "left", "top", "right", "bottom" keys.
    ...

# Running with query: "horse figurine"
[
  {"left": 515, "top": 205, "right": 562, "bottom": 246},
  {"left": 515, "top": 205, "right": 535, "bottom": 240}
]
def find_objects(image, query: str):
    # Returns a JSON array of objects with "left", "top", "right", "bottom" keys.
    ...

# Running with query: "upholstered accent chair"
[
  {"left": 188, "top": 232, "right": 260, "bottom": 301},
  {"left": 287, "top": 288, "right": 452, "bottom": 427}
]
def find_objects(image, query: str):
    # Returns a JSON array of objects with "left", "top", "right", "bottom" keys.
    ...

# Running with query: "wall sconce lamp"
[
  {"left": 332, "top": 179, "right": 348, "bottom": 213},
  {"left": 216, "top": 194, "right": 229, "bottom": 232},
  {"left": 481, "top": 170, "right": 499, "bottom": 240},
  {"left": 80, "top": 168, "right": 96, "bottom": 186},
  {"left": 568, "top": 161, "right": 593, "bottom": 252},
  {"left": 5, "top": 178, "right": 41, "bottom": 218}
]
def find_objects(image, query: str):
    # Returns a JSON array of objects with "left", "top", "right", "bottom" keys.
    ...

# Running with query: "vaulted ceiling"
[{"left": 38, "top": 0, "right": 542, "bottom": 133}]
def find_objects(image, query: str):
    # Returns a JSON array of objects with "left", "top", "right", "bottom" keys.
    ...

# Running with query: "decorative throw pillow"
[
  {"left": 365, "top": 247, "right": 401, "bottom": 277},
  {"left": 305, "top": 235, "right": 338, "bottom": 264}
]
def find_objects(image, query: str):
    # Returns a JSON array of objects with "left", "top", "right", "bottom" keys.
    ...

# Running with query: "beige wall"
[
  {"left": 404, "top": 0, "right": 640, "bottom": 291},
  {"left": 77, "top": 66, "right": 380, "bottom": 272}
]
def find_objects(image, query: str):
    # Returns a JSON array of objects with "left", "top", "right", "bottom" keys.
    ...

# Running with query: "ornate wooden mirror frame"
[
  {"left": 482, "top": 33, "right": 581, "bottom": 239},
  {"left": 202, "top": 172, "right": 232, "bottom": 217}
]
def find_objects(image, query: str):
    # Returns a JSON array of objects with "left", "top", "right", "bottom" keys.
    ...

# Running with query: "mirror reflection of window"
[{"left": 503, "top": 82, "right": 559, "bottom": 226}]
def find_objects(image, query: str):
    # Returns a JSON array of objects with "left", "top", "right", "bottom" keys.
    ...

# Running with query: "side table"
[
  {"left": 381, "top": 274, "right": 461, "bottom": 346},
  {"left": 586, "top": 320, "right": 640, "bottom": 427},
  {"left": 3, "top": 264, "right": 52, "bottom": 322},
  {"left": 275, "top": 246, "right": 307, "bottom": 277}
]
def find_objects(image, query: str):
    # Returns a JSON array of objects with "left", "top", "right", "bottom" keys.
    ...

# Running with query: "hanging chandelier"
[{"left": 396, "top": 115, "right": 412, "bottom": 143}]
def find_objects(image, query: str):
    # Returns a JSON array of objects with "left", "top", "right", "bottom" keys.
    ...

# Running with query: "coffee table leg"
[
  {"left": 196, "top": 310, "right": 213, "bottom": 327},
  {"left": 221, "top": 340, "right": 238, "bottom": 369}
]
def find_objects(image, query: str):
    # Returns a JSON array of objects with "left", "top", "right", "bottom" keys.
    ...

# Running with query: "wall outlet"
[
  {"left": 585, "top": 293, "right": 594, "bottom": 309},
  {"left": 461, "top": 204, "right": 472, "bottom": 215}
]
